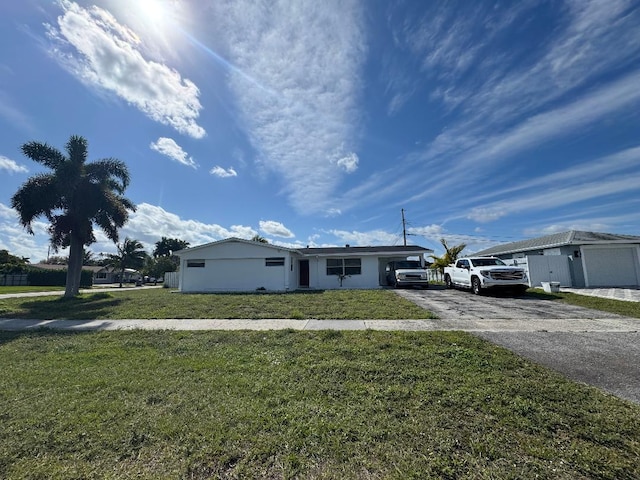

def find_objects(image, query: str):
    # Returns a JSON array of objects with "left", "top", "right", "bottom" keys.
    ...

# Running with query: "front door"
[{"left": 299, "top": 260, "right": 309, "bottom": 287}]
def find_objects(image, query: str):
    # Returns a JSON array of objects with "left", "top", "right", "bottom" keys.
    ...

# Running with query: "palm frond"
[
  {"left": 10, "top": 174, "right": 62, "bottom": 232},
  {"left": 85, "top": 158, "right": 131, "bottom": 191},
  {"left": 65, "top": 135, "right": 88, "bottom": 166},
  {"left": 21, "top": 142, "right": 66, "bottom": 169}
]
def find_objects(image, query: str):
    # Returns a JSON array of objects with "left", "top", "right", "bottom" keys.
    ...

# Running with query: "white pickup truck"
[
  {"left": 385, "top": 260, "right": 430, "bottom": 289},
  {"left": 443, "top": 257, "right": 529, "bottom": 295}
]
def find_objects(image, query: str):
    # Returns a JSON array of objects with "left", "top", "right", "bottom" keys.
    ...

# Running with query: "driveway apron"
[{"left": 396, "top": 288, "right": 640, "bottom": 404}]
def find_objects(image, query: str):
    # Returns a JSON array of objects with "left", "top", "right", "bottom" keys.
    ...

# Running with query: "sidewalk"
[
  {"left": 561, "top": 287, "right": 640, "bottom": 302},
  {"left": 1, "top": 316, "right": 638, "bottom": 332},
  {"left": 0, "top": 285, "right": 162, "bottom": 299}
]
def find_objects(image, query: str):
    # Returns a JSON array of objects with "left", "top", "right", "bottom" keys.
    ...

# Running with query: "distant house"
[
  {"left": 93, "top": 267, "right": 141, "bottom": 285},
  {"left": 473, "top": 230, "right": 640, "bottom": 288},
  {"left": 174, "top": 237, "right": 433, "bottom": 292}
]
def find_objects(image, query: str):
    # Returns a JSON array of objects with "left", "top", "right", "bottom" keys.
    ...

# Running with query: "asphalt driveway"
[{"left": 397, "top": 287, "right": 640, "bottom": 404}]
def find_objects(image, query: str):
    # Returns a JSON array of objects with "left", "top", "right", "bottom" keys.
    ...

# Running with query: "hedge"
[{"left": 27, "top": 269, "right": 93, "bottom": 287}]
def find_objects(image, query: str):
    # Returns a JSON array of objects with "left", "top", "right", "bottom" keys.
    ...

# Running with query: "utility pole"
[{"left": 401, "top": 208, "right": 407, "bottom": 246}]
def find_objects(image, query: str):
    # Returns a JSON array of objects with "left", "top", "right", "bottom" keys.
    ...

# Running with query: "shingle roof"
[{"left": 474, "top": 230, "right": 640, "bottom": 256}]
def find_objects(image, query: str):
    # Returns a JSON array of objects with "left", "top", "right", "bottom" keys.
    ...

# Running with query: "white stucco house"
[
  {"left": 174, "top": 237, "right": 433, "bottom": 292},
  {"left": 473, "top": 230, "right": 640, "bottom": 287}
]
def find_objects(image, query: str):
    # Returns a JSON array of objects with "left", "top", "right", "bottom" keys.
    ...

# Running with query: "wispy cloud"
[
  {"left": 259, "top": 220, "right": 294, "bottom": 238},
  {"left": 150, "top": 137, "right": 197, "bottom": 168},
  {"left": 0, "top": 155, "right": 28, "bottom": 174},
  {"left": 211, "top": 0, "right": 365, "bottom": 215},
  {"left": 356, "top": 0, "right": 640, "bottom": 224},
  {"left": 209, "top": 166, "right": 237, "bottom": 178},
  {"left": 46, "top": 1, "right": 205, "bottom": 138},
  {"left": 467, "top": 173, "right": 640, "bottom": 223}
]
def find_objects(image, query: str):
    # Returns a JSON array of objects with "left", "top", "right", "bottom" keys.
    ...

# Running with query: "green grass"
[
  {"left": 0, "top": 289, "right": 435, "bottom": 320},
  {"left": 1, "top": 330, "right": 638, "bottom": 479},
  {"left": 0, "top": 286, "right": 65, "bottom": 294},
  {"left": 528, "top": 289, "right": 640, "bottom": 319}
]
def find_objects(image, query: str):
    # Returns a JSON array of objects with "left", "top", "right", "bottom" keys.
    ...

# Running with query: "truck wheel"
[
  {"left": 471, "top": 277, "right": 482, "bottom": 295},
  {"left": 514, "top": 285, "right": 528, "bottom": 296},
  {"left": 445, "top": 274, "right": 453, "bottom": 289}
]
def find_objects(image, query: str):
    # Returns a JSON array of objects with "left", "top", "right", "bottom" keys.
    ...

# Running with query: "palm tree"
[
  {"left": 153, "top": 237, "right": 190, "bottom": 257},
  {"left": 429, "top": 238, "right": 467, "bottom": 273},
  {"left": 251, "top": 234, "right": 268, "bottom": 243},
  {"left": 104, "top": 238, "right": 147, "bottom": 287},
  {"left": 11, "top": 135, "right": 135, "bottom": 297}
]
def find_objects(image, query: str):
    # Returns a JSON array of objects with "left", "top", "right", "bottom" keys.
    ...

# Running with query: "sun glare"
[
  {"left": 138, "top": 0, "right": 171, "bottom": 29},
  {"left": 110, "top": 0, "right": 189, "bottom": 53}
]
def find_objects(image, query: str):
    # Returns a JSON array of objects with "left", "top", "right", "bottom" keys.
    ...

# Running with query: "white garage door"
[{"left": 583, "top": 247, "right": 640, "bottom": 287}]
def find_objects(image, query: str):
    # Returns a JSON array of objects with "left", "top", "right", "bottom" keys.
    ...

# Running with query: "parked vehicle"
[
  {"left": 443, "top": 257, "right": 528, "bottom": 295},
  {"left": 385, "top": 260, "right": 429, "bottom": 289}
]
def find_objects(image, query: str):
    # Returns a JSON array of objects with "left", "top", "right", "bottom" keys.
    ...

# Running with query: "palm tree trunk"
[
  {"left": 119, "top": 266, "right": 125, "bottom": 288},
  {"left": 65, "top": 236, "right": 84, "bottom": 297}
]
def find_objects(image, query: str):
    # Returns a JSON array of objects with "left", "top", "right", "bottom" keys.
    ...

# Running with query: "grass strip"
[
  {"left": 0, "top": 289, "right": 435, "bottom": 320},
  {"left": 1, "top": 330, "right": 638, "bottom": 479},
  {"left": 527, "top": 289, "right": 640, "bottom": 319},
  {"left": 0, "top": 286, "right": 65, "bottom": 294}
]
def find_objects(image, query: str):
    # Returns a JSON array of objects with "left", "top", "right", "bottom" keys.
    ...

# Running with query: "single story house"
[
  {"left": 174, "top": 237, "right": 433, "bottom": 292},
  {"left": 93, "top": 267, "right": 141, "bottom": 285},
  {"left": 473, "top": 230, "right": 640, "bottom": 288}
]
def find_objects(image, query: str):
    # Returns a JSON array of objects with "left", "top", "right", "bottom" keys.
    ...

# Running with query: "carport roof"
[{"left": 474, "top": 230, "right": 640, "bottom": 256}]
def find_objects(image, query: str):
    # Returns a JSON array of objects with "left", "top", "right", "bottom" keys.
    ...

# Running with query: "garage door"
[{"left": 583, "top": 247, "right": 640, "bottom": 287}]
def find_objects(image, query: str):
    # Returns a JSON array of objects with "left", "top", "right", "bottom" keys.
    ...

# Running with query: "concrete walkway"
[
  {"left": 561, "top": 287, "right": 640, "bottom": 302},
  {"left": 0, "top": 316, "right": 637, "bottom": 332}
]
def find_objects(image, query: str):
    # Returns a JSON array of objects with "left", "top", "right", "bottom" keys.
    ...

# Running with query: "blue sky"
[{"left": 1, "top": 0, "right": 639, "bottom": 262}]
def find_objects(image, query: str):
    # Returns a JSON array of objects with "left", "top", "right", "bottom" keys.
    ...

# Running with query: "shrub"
[{"left": 27, "top": 269, "right": 93, "bottom": 287}]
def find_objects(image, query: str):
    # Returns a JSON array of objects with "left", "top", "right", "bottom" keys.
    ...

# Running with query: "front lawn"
[
  {"left": 1, "top": 330, "right": 638, "bottom": 479},
  {"left": 0, "top": 289, "right": 435, "bottom": 320}
]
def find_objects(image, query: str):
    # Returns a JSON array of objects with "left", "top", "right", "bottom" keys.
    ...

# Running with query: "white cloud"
[
  {"left": 467, "top": 207, "right": 508, "bottom": 223},
  {"left": 47, "top": 1, "right": 205, "bottom": 138},
  {"left": 150, "top": 137, "right": 197, "bottom": 168},
  {"left": 334, "top": 152, "right": 359, "bottom": 173},
  {"left": 466, "top": 173, "right": 640, "bottom": 224},
  {"left": 0, "top": 203, "right": 51, "bottom": 262},
  {"left": 259, "top": 220, "right": 294, "bottom": 238},
  {"left": 328, "top": 229, "right": 402, "bottom": 246},
  {"left": 209, "top": 166, "right": 237, "bottom": 178},
  {"left": 212, "top": 0, "right": 365, "bottom": 214},
  {"left": 0, "top": 155, "right": 28, "bottom": 174},
  {"left": 105, "top": 203, "right": 256, "bottom": 253}
]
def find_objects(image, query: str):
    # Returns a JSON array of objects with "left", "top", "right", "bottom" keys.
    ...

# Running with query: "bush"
[{"left": 27, "top": 269, "right": 93, "bottom": 287}]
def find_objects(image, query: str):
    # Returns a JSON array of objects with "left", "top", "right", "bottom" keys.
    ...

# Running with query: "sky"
[{"left": 1, "top": 0, "right": 639, "bottom": 263}]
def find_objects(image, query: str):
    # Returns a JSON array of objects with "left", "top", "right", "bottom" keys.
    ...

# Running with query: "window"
[
  {"left": 187, "top": 260, "right": 205, "bottom": 268},
  {"left": 326, "top": 258, "right": 361, "bottom": 276},
  {"left": 96, "top": 272, "right": 107, "bottom": 279},
  {"left": 265, "top": 257, "right": 285, "bottom": 267}
]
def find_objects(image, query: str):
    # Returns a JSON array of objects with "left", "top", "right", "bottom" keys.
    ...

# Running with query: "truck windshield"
[
  {"left": 470, "top": 258, "right": 506, "bottom": 267},
  {"left": 394, "top": 261, "right": 423, "bottom": 269}
]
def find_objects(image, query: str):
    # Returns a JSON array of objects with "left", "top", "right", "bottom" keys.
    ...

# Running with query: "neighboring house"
[
  {"left": 93, "top": 267, "right": 141, "bottom": 285},
  {"left": 175, "top": 237, "right": 433, "bottom": 292},
  {"left": 473, "top": 230, "right": 640, "bottom": 288}
]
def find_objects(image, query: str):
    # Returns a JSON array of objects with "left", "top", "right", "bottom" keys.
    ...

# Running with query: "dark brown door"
[{"left": 299, "top": 260, "right": 309, "bottom": 287}]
